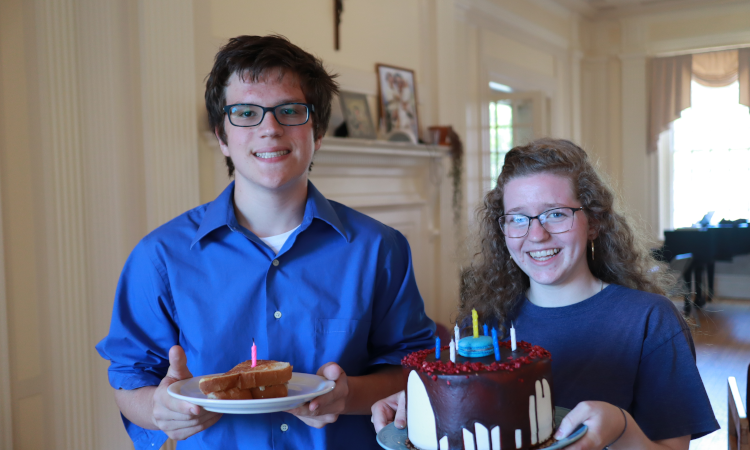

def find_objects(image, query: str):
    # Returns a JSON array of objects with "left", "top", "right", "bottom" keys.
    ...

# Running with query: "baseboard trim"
[{"left": 715, "top": 274, "right": 750, "bottom": 300}]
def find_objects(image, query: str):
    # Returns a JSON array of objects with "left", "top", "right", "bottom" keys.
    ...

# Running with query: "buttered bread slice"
[
  {"left": 206, "top": 384, "right": 289, "bottom": 400},
  {"left": 199, "top": 360, "right": 293, "bottom": 395}
]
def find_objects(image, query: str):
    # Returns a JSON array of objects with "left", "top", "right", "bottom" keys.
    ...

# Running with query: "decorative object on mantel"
[
  {"left": 338, "top": 91, "right": 377, "bottom": 139},
  {"left": 429, "top": 126, "right": 464, "bottom": 229},
  {"left": 386, "top": 129, "right": 417, "bottom": 144},
  {"left": 376, "top": 63, "right": 420, "bottom": 142}
]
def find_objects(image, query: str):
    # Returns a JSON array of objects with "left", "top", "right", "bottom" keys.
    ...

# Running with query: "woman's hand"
[
  {"left": 554, "top": 401, "right": 626, "bottom": 449},
  {"left": 556, "top": 401, "right": 689, "bottom": 450},
  {"left": 371, "top": 390, "right": 406, "bottom": 433}
]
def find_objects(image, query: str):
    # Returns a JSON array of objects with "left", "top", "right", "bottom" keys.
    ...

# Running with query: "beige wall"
[
  {"left": 1, "top": 1, "right": 46, "bottom": 447},
  {"left": 1, "top": 0, "right": 749, "bottom": 448}
]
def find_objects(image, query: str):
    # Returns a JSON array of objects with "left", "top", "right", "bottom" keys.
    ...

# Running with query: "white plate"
[{"left": 167, "top": 372, "right": 335, "bottom": 414}]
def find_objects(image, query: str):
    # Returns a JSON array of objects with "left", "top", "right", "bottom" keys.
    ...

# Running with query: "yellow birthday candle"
[{"left": 472, "top": 309, "right": 479, "bottom": 338}]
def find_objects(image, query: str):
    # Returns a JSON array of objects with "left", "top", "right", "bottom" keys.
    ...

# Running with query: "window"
[
  {"left": 488, "top": 100, "right": 513, "bottom": 187},
  {"left": 485, "top": 90, "right": 547, "bottom": 191},
  {"left": 670, "top": 81, "right": 750, "bottom": 228}
]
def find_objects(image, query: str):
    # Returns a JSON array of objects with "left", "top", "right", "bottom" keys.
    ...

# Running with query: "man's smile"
[{"left": 254, "top": 149, "right": 291, "bottom": 159}]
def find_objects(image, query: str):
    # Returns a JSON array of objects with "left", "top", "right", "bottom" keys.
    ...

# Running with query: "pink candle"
[{"left": 252, "top": 338, "right": 257, "bottom": 367}]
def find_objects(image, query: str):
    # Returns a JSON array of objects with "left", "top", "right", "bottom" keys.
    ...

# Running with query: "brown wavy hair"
[{"left": 458, "top": 138, "right": 671, "bottom": 332}]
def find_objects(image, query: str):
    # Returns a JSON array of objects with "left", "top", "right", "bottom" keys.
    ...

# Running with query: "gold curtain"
[
  {"left": 692, "top": 50, "right": 738, "bottom": 87},
  {"left": 739, "top": 48, "right": 750, "bottom": 108},
  {"left": 648, "top": 55, "right": 692, "bottom": 154}
]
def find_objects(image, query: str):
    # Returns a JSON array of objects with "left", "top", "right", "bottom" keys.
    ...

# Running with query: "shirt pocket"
[{"left": 314, "top": 318, "right": 366, "bottom": 374}]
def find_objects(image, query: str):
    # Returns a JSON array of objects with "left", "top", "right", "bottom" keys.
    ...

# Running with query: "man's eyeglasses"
[
  {"left": 498, "top": 207, "right": 585, "bottom": 238},
  {"left": 223, "top": 103, "right": 315, "bottom": 127}
]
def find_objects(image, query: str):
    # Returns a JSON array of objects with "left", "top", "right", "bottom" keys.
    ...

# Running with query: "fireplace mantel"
[{"left": 320, "top": 136, "right": 449, "bottom": 159}]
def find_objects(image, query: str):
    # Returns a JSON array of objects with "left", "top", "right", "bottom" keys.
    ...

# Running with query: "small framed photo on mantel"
[
  {"left": 339, "top": 91, "right": 377, "bottom": 139},
  {"left": 376, "top": 63, "right": 419, "bottom": 142}
]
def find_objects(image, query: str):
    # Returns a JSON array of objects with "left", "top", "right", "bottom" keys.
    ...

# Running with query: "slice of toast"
[
  {"left": 207, "top": 383, "right": 288, "bottom": 400},
  {"left": 199, "top": 360, "right": 293, "bottom": 395}
]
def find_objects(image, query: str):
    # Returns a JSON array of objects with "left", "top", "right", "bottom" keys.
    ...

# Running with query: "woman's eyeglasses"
[{"left": 498, "top": 207, "right": 584, "bottom": 238}]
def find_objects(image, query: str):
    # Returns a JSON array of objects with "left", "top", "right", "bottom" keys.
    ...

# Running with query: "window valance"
[{"left": 648, "top": 48, "right": 750, "bottom": 153}]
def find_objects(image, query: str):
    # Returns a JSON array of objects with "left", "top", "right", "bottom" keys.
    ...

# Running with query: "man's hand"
[
  {"left": 286, "top": 362, "right": 349, "bottom": 428},
  {"left": 151, "top": 345, "right": 222, "bottom": 440},
  {"left": 371, "top": 390, "right": 405, "bottom": 433}
]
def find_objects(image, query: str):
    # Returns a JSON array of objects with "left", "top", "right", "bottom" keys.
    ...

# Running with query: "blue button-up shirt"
[{"left": 96, "top": 181, "right": 435, "bottom": 450}]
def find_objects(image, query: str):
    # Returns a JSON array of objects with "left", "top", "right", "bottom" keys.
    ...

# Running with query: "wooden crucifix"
[{"left": 334, "top": 0, "right": 343, "bottom": 50}]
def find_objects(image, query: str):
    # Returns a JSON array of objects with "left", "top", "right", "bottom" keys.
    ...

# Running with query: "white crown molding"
[
  {"left": 529, "top": 0, "right": 578, "bottom": 18},
  {"left": 457, "top": 0, "right": 570, "bottom": 52},
  {"left": 615, "top": 0, "right": 750, "bottom": 26},
  {"left": 604, "top": 0, "right": 748, "bottom": 20},
  {"left": 610, "top": 1, "right": 750, "bottom": 57},
  {"left": 650, "top": 32, "right": 750, "bottom": 57},
  {"left": 550, "top": 0, "right": 750, "bottom": 20},
  {"left": 547, "top": 0, "right": 597, "bottom": 18}
]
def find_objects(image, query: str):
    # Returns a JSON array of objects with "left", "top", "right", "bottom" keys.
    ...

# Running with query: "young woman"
[{"left": 371, "top": 139, "right": 718, "bottom": 450}]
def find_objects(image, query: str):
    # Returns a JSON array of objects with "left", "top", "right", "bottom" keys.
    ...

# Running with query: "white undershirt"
[{"left": 259, "top": 225, "right": 300, "bottom": 255}]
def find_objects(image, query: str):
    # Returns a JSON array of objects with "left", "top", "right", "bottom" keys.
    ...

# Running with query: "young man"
[{"left": 96, "top": 35, "right": 435, "bottom": 450}]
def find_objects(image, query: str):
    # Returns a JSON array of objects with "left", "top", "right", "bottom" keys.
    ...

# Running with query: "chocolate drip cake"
[{"left": 401, "top": 340, "right": 554, "bottom": 450}]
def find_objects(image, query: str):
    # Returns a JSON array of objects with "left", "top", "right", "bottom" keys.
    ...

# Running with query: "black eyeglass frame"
[
  {"left": 498, "top": 206, "right": 585, "bottom": 238},
  {"left": 223, "top": 102, "right": 315, "bottom": 127}
]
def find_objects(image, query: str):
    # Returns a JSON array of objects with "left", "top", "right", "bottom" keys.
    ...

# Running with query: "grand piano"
[{"left": 662, "top": 224, "right": 750, "bottom": 313}]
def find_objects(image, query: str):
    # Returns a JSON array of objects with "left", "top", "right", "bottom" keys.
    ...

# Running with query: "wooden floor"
[{"left": 677, "top": 297, "right": 750, "bottom": 450}]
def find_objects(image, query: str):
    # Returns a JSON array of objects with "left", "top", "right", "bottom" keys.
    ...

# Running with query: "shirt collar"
[
  {"left": 191, "top": 181, "right": 349, "bottom": 248},
  {"left": 303, "top": 181, "right": 349, "bottom": 242}
]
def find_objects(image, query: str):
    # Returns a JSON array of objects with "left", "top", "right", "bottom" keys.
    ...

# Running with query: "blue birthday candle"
[
  {"left": 436, "top": 337, "right": 441, "bottom": 359},
  {"left": 491, "top": 328, "right": 500, "bottom": 361},
  {"left": 483, "top": 323, "right": 488, "bottom": 336}
]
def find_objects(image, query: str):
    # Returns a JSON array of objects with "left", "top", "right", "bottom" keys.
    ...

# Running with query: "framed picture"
[
  {"left": 339, "top": 91, "right": 377, "bottom": 139},
  {"left": 376, "top": 64, "right": 419, "bottom": 141}
]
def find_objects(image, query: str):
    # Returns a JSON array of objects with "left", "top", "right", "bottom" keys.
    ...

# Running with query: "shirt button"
[
  {"left": 280, "top": 423, "right": 289, "bottom": 432},
  {"left": 274, "top": 311, "right": 282, "bottom": 319},
  {"left": 272, "top": 259, "right": 279, "bottom": 267}
]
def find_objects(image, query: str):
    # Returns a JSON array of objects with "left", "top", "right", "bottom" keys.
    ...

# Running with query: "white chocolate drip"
[
  {"left": 535, "top": 379, "right": 553, "bottom": 441},
  {"left": 515, "top": 429, "right": 522, "bottom": 449},
  {"left": 475, "top": 423, "right": 491, "bottom": 450},
  {"left": 491, "top": 426, "right": 500, "bottom": 449},
  {"left": 463, "top": 428, "right": 476, "bottom": 450},
  {"left": 529, "top": 395, "right": 537, "bottom": 444},
  {"left": 407, "top": 370, "right": 438, "bottom": 450}
]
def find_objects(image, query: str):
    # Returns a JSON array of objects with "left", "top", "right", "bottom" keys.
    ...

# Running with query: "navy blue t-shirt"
[{"left": 501, "top": 284, "right": 719, "bottom": 441}]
